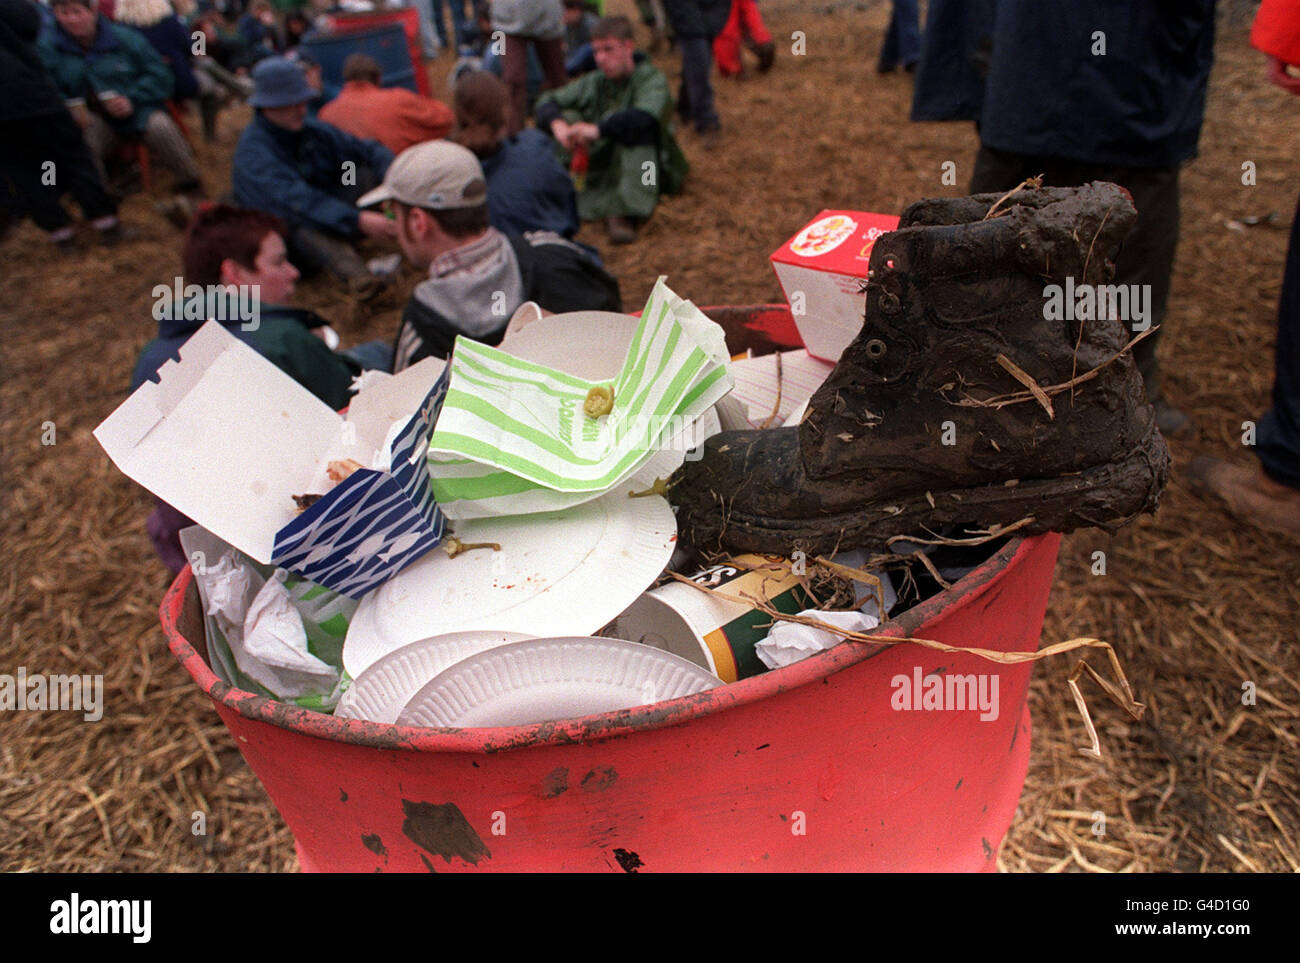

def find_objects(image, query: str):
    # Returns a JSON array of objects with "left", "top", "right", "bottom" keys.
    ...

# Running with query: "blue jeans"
[
  {"left": 341, "top": 340, "right": 395, "bottom": 374},
  {"left": 677, "top": 36, "right": 718, "bottom": 132},
  {"left": 879, "top": 0, "right": 921, "bottom": 70},
  {"left": 1257, "top": 191, "right": 1300, "bottom": 489},
  {"left": 566, "top": 42, "right": 595, "bottom": 77},
  {"left": 432, "top": 0, "right": 477, "bottom": 52}
]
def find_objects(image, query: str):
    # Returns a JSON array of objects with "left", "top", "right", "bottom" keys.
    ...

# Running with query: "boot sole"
[{"left": 679, "top": 442, "right": 1169, "bottom": 557}]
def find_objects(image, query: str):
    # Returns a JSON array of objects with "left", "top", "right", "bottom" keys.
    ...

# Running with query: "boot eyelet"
[
  {"left": 865, "top": 339, "right": 887, "bottom": 359},
  {"left": 879, "top": 291, "right": 900, "bottom": 313}
]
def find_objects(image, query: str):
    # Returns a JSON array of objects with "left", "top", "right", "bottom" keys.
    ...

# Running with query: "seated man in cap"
[
  {"left": 318, "top": 53, "right": 455, "bottom": 155},
  {"left": 358, "top": 140, "right": 623, "bottom": 370},
  {"left": 39, "top": 0, "right": 205, "bottom": 212},
  {"left": 534, "top": 14, "right": 687, "bottom": 244},
  {"left": 232, "top": 56, "right": 397, "bottom": 300}
]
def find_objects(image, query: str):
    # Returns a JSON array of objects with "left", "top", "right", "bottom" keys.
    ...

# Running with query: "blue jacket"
[
  {"left": 232, "top": 113, "right": 394, "bottom": 237},
  {"left": 480, "top": 128, "right": 579, "bottom": 238},
  {"left": 978, "top": 1, "right": 1217, "bottom": 168}
]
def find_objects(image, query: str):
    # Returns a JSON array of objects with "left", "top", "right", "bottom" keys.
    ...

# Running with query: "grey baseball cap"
[{"left": 356, "top": 140, "right": 488, "bottom": 210}]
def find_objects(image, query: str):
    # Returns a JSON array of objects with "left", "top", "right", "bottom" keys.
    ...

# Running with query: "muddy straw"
[
  {"left": 2, "top": 7, "right": 1296, "bottom": 873},
  {"left": 997, "top": 354, "right": 1056, "bottom": 418},
  {"left": 952, "top": 327, "right": 1159, "bottom": 411},
  {"left": 983, "top": 175, "right": 1045, "bottom": 220},
  {"left": 757, "top": 353, "right": 784, "bottom": 429}
]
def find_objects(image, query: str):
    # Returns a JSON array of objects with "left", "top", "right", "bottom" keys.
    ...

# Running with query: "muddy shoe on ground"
[
  {"left": 671, "top": 181, "right": 1170, "bottom": 557},
  {"left": 1186, "top": 456, "right": 1300, "bottom": 540}
]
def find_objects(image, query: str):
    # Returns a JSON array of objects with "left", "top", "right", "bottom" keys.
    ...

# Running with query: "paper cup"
[{"left": 611, "top": 555, "right": 814, "bottom": 683}]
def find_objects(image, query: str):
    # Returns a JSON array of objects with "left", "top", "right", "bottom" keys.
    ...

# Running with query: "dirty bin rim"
[{"left": 162, "top": 535, "right": 1037, "bottom": 753}]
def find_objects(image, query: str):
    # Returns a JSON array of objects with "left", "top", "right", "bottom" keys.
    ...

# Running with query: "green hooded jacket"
[{"left": 535, "top": 60, "right": 688, "bottom": 221}]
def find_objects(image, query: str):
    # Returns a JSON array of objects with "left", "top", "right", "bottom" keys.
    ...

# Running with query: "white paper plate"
[
  {"left": 396, "top": 637, "right": 723, "bottom": 728},
  {"left": 335, "top": 630, "right": 531, "bottom": 724},
  {"left": 343, "top": 488, "right": 677, "bottom": 677},
  {"left": 497, "top": 310, "right": 640, "bottom": 380}
]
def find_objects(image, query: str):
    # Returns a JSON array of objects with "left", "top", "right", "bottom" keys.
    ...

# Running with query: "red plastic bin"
[{"left": 158, "top": 305, "right": 1059, "bottom": 872}]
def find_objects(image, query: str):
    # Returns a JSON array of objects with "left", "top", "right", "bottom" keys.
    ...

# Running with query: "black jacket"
[
  {"left": 660, "top": 0, "right": 731, "bottom": 40},
  {"left": 979, "top": 0, "right": 1217, "bottom": 168},
  {"left": 0, "top": 0, "right": 67, "bottom": 123}
]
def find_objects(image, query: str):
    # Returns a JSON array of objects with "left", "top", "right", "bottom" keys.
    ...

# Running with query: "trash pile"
[{"left": 98, "top": 185, "right": 1169, "bottom": 729}]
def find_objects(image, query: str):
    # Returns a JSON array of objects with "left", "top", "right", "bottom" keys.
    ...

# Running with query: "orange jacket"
[
  {"left": 1252, "top": 0, "right": 1300, "bottom": 65},
  {"left": 318, "top": 82, "right": 454, "bottom": 155}
]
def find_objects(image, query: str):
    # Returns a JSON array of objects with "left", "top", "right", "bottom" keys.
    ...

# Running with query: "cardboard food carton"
[
  {"left": 770, "top": 210, "right": 901, "bottom": 363},
  {"left": 95, "top": 321, "right": 448, "bottom": 599}
]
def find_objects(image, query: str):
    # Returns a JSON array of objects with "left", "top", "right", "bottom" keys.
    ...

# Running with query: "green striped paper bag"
[{"left": 427, "top": 277, "right": 732, "bottom": 519}]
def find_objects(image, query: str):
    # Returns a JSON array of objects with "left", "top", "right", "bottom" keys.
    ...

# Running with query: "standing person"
[
  {"left": 1188, "top": 0, "right": 1300, "bottom": 539},
  {"left": 0, "top": 0, "right": 124, "bottom": 249},
  {"left": 660, "top": 0, "right": 728, "bottom": 145},
  {"left": 38, "top": 0, "right": 205, "bottom": 212},
  {"left": 432, "top": 0, "right": 478, "bottom": 56},
  {"left": 491, "top": 0, "right": 569, "bottom": 135},
  {"left": 231, "top": 56, "right": 397, "bottom": 299},
  {"left": 713, "top": 0, "right": 773, "bottom": 79},
  {"left": 967, "top": 2, "right": 1218, "bottom": 437},
  {"left": 908, "top": 0, "right": 992, "bottom": 123},
  {"left": 876, "top": 0, "right": 919, "bottom": 74},
  {"left": 356, "top": 139, "right": 622, "bottom": 369},
  {"left": 534, "top": 14, "right": 686, "bottom": 243},
  {"left": 452, "top": 69, "right": 579, "bottom": 238},
  {"left": 406, "top": 0, "right": 443, "bottom": 60},
  {"left": 633, "top": 0, "right": 671, "bottom": 52}
]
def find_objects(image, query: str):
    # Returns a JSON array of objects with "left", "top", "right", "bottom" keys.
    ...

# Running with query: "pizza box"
[
  {"left": 94, "top": 321, "right": 449, "bottom": 599},
  {"left": 770, "top": 209, "right": 900, "bottom": 362}
]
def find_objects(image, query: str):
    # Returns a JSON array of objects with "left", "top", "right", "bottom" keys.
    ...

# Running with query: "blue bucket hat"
[{"left": 248, "top": 57, "right": 316, "bottom": 109}]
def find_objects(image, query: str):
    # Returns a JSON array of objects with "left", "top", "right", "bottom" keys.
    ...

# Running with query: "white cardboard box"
[
  {"left": 95, "top": 321, "right": 448, "bottom": 598},
  {"left": 770, "top": 209, "right": 901, "bottom": 363}
]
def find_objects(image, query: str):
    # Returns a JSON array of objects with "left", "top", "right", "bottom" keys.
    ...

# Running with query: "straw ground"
[{"left": 1, "top": 1, "right": 1295, "bottom": 872}]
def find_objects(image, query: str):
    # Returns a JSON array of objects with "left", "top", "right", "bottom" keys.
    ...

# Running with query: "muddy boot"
[{"left": 671, "top": 181, "right": 1170, "bottom": 557}]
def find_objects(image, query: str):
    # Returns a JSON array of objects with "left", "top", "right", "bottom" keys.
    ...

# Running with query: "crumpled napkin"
[
  {"left": 236, "top": 571, "right": 340, "bottom": 698},
  {"left": 755, "top": 555, "right": 897, "bottom": 671},
  {"left": 181, "top": 527, "right": 355, "bottom": 709}
]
